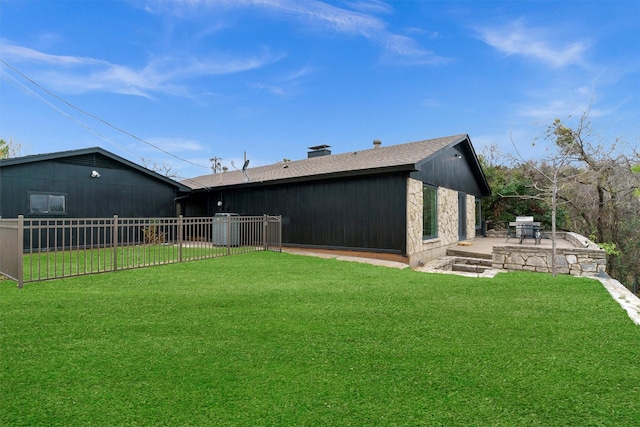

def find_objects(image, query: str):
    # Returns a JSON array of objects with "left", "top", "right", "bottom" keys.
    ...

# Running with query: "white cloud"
[
  {"left": 250, "top": 65, "right": 315, "bottom": 97},
  {"left": 0, "top": 43, "right": 108, "bottom": 66},
  {"left": 249, "top": 82, "right": 286, "bottom": 96},
  {"left": 422, "top": 98, "right": 440, "bottom": 108},
  {"left": 344, "top": 0, "right": 393, "bottom": 15},
  {"left": 148, "top": 0, "right": 385, "bottom": 36},
  {"left": 381, "top": 34, "right": 449, "bottom": 65},
  {"left": 476, "top": 18, "right": 589, "bottom": 68},
  {"left": 405, "top": 27, "right": 440, "bottom": 40},
  {"left": 519, "top": 97, "right": 615, "bottom": 122},
  {"left": 284, "top": 66, "right": 315, "bottom": 81},
  {"left": 149, "top": 0, "right": 448, "bottom": 66},
  {"left": 145, "top": 137, "right": 206, "bottom": 152},
  {"left": 0, "top": 41, "right": 284, "bottom": 97}
]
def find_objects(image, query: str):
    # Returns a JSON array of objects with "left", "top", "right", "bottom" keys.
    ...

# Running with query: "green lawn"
[{"left": 2, "top": 251, "right": 639, "bottom": 426}]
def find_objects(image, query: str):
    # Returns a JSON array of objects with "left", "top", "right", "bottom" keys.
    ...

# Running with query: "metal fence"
[{"left": 0, "top": 215, "right": 282, "bottom": 288}]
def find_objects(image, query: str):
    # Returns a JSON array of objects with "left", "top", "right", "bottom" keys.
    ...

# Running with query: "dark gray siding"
[
  {"left": 0, "top": 153, "right": 179, "bottom": 218},
  {"left": 187, "top": 173, "right": 408, "bottom": 253},
  {"left": 411, "top": 143, "right": 486, "bottom": 196}
]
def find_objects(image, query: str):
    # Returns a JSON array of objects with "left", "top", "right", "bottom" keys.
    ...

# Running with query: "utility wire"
[
  {"left": 3, "top": 65, "right": 214, "bottom": 189},
  {"left": 0, "top": 58, "right": 210, "bottom": 170},
  {"left": 1, "top": 66, "right": 141, "bottom": 159}
]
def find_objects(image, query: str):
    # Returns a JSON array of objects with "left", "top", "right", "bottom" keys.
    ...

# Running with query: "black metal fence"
[{"left": 0, "top": 215, "right": 282, "bottom": 288}]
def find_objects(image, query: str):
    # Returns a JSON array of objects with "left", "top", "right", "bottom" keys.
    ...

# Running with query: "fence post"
[
  {"left": 112, "top": 215, "right": 118, "bottom": 271},
  {"left": 263, "top": 214, "right": 268, "bottom": 251},
  {"left": 178, "top": 215, "right": 183, "bottom": 263},
  {"left": 225, "top": 214, "right": 231, "bottom": 255},
  {"left": 277, "top": 215, "right": 282, "bottom": 252},
  {"left": 17, "top": 215, "right": 24, "bottom": 288}
]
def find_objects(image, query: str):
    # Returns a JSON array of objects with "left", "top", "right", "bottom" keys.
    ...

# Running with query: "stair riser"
[
  {"left": 452, "top": 264, "right": 489, "bottom": 273},
  {"left": 446, "top": 249, "right": 492, "bottom": 260}
]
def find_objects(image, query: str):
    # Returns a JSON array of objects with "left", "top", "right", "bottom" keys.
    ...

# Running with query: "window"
[
  {"left": 423, "top": 185, "right": 437, "bottom": 239},
  {"left": 29, "top": 193, "right": 66, "bottom": 214}
]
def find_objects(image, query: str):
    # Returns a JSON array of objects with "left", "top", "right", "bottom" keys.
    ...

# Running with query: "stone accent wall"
[
  {"left": 406, "top": 178, "right": 423, "bottom": 257},
  {"left": 466, "top": 194, "right": 475, "bottom": 239},
  {"left": 406, "top": 180, "right": 465, "bottom": 267},
  {"left": 491, "top": 234, "right": 607, "bottom": 276},
  {"left": 438, "top": 187, "right": 459, "bottom": 245}
]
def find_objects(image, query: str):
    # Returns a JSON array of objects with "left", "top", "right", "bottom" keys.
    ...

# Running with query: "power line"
[
  {"left": 1, "top": 59, "right": 215, "bottom": 191},
  {"left": 1, "top": 66, "right": 141, "bottom": 159},
  {"left": 0, "top": 57, "right": 210, "bottom": 170}
]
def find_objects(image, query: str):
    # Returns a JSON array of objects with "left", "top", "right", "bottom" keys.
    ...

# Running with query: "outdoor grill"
[{"left": 508, "top": 216, "right": 542, "bottom": 244}]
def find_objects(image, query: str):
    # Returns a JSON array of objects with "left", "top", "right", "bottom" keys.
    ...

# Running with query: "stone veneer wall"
[
  {"left": 466, "top": 194, "right": 475, "bottom": 240},
  {"left": 406, "top": 178, "right": 469, "bottom": 267},
  {"left": 405, "top": 178, "right": 423, "bottom": 258},
  {"left": 490, "top": 231, "right": 607, "bottom": 276}
]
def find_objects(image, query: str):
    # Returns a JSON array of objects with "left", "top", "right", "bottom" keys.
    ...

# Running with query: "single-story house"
[
  {"left": 0, "top": 147, "right": 189, "bottom": 219},
  {"left": 181, "top": 134, "right": 491, "bottom": 266}
]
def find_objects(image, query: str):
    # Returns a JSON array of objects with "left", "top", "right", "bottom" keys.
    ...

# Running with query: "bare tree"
[
  {"left": 510, "top": 126, "right": 586, "bottom": 277},
  {"left": 140, "top": 157, "right": 179, "bottom": 179},
  {"left": 531, "top": 109, "right": 639, "bottom": 283},
  {"left": 488, "top": 104, "right": 639, "bottom": 285}
]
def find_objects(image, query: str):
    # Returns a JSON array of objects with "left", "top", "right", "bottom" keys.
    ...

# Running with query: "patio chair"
[{"left": 505, "top": 222, "right": 517, "bottom": 242}]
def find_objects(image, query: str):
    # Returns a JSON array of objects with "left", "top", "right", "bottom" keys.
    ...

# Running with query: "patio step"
[
  {"left": 451, "top": 257, "right": 493, "bottom": 274},
  {"left": 446, "top": 248, "right": 492, "bottom": 260}
]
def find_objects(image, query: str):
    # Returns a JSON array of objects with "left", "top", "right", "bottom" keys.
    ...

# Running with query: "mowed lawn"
[{"left": 2, "top": 251, "right": 639, "bottom": 426}]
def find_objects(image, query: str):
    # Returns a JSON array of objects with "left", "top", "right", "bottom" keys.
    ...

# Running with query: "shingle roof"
[{"left": 184, "top": 134, "right": 470, "bottom": 190}]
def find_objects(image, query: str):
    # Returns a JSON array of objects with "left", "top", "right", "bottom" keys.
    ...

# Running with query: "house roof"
[
  {"left": 184, "top": 134, "right": 490, "bottom": 194},
  {"left": 0, "top": 147, "right": 191, "bottom": 192}
]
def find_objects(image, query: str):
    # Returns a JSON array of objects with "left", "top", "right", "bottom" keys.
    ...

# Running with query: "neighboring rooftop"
[
  {"left": 0, "top": 146, "right": 191, "bottom": 192},
  {"left": 184, "top": 134, "right": 472, "bottom": 190}
]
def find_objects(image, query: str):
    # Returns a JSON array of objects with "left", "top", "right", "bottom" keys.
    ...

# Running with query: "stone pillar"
[{"left": 406, "top": 178, "right": 423, "bottom": 257}]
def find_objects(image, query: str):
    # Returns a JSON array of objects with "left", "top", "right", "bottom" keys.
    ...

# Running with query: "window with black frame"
[
  {"left": 29, "top": 193, "right": 66, "bottom": 214},
  {"left": 422, "top": 184, "right": 437, "bottom": 239}
]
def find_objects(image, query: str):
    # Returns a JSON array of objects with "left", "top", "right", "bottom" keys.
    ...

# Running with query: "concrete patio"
[{"left": 445, "top": 235, "right": 576, "bottom": 258}]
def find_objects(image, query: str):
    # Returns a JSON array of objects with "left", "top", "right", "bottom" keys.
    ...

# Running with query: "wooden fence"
[{"left": 0, "top": 215, "right": 282, "bottom": 288}]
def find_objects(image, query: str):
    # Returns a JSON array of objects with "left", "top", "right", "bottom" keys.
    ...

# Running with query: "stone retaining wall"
[{"left": 489, "top": 231, "right": 607, "bottom": 276}]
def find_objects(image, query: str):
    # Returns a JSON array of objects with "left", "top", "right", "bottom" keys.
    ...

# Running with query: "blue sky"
[{"left": 1, "top": 0, "right": 638, "bottom": 179}]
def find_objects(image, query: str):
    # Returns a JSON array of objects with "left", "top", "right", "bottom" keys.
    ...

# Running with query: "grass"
[{"left": 2, "top": 251, "right": 639, "bottom": 426}]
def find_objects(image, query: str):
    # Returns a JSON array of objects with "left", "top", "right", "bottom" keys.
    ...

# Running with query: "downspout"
[{"left": 174, "top": 195, "right": 189, "bottom": 217}]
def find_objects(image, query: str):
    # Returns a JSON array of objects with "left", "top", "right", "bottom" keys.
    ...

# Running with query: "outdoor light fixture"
[
  {"left": 217, "top": 201, "right": 223, "bottom": 207},
  {"left": 90, "top": 170, "right": 101, "bottom": 178}
]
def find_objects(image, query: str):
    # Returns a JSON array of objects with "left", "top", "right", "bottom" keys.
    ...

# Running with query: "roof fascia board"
[{"left": 205, "top": 164, "right": 417, "bottom": 190}]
